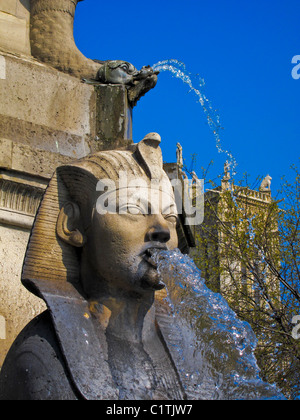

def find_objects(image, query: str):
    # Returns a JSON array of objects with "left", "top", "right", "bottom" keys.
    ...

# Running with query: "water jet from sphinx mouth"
[
  {"left": 151, "top": 59, "right": 238, "bottom": 177},
  {"left": 140, "top": 247, "right": 168, "bottom": 290}
]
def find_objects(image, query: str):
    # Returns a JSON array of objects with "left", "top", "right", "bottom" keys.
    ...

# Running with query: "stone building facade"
[{"left": 190, "top": 170, "right": 280, "bottom": 312}]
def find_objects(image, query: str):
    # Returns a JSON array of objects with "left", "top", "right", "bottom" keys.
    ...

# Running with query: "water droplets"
[
  {"left": 152, "top": 248, "right": 284, "bottom": 399},
  {"left": 152, "top": 59, "right": 238, "bottom": 176}
]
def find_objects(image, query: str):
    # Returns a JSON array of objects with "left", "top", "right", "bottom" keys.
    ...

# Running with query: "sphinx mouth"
[
  {"left": 142, "top": 247, "right": 167, "bottom": 269},
  {"left": 143, "top": 249, "right": 158, "bottom": 269},
  {"left": 141, "top": 247, "right": 167, "bottom": 291}
]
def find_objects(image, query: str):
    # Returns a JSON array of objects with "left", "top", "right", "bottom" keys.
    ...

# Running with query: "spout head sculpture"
[
  {"left": 97, "top": 61, "right": 139, "bottom": 84},
  {"left": 96, "top": 61, "right": 159, "bottom": 106},
  {"left": 0, "top": 134, "right": 186, "bottom": 400}
]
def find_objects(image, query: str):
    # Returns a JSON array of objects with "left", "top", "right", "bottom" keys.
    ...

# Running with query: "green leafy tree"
[{"left": 191, "top": 163, "right": 300, "bottom": 399}]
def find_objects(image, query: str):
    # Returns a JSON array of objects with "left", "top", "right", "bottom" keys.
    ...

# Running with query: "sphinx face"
[{"left": 81, "top": 184, "right": 178, "bottom": 297}]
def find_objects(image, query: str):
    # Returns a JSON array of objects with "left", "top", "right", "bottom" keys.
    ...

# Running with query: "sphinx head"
[{"left": 22, "top": 134, "right": 178, "bottom": 300}]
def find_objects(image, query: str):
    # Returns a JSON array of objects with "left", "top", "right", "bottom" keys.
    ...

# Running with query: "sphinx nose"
[{"left": 146, "top": 218, "right": 171, "bottom": 244}]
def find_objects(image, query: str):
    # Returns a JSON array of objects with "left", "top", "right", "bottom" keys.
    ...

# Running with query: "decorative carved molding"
[
  {"left": 0, "top": 178, "right": 44, "bottom": 228},
  {"left": 0, "top": 179, "right": 44, "bottom": 216}
]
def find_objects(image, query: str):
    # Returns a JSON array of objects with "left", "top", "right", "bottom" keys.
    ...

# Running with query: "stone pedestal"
[{"left": 96, "top": 85, "right": 133, "bottom": 150}]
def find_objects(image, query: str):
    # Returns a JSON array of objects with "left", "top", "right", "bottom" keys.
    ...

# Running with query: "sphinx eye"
[
  {"left": 118, "top": 203, "right": 147, "bottom": 216},
  {"left": 164, "top": 214, "right": 178, "bottom": 226}
]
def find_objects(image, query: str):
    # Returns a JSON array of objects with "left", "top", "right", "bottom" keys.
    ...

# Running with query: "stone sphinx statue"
[
  {"left": 0, "top": 134, "right": 187, "bottom": 400},
  {"left": 30, "top": 0, "right": 158, "bottom": 105}
]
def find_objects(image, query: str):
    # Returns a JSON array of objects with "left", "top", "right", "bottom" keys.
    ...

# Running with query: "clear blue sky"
[{"left": 74, "top": 0, "right": 300, "bottom": 195}]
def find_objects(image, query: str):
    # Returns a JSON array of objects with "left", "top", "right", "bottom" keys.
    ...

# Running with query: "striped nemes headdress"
[{"left": 21, "top": 133, "right": 173, "bottom": 298}]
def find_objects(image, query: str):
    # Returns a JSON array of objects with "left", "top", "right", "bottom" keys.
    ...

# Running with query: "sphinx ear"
[{"left": 56, "top": 201, "right": 86, "bottom": 248}]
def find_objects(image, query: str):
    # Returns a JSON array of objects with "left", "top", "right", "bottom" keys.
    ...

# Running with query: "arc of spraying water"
[{"left": 152, "top": 59, "right": 237, "bottom": 176}]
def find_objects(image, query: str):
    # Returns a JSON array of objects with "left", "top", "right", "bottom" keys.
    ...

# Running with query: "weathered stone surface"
[
  {"left": 0, "top": 12, "right": 30, "bottom": 56},
  {"left": 0, "top": 138, "right": 12, "bottom": 170},
  {"left": 0, "top": 0, "right": 30, "bottom": 56},
  {"left": 95, "top": 84, "right": 133, "bottom": 150},
  {"left": 0, "top": 0, "right": 30, "bottom": 18},
  {"left": 0, "top": 224, "right": 46, "bottom": 366},
  {"left": 0, "top": 51, "right": 97, "bottom": 158},
  {"left": 0, "top": 138, "right": 76, "bottom": 178}
]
